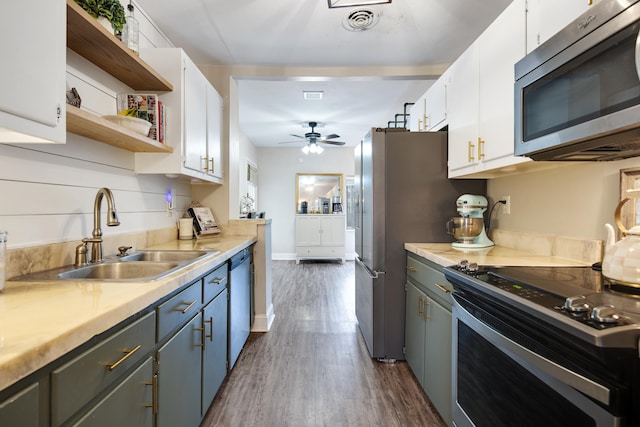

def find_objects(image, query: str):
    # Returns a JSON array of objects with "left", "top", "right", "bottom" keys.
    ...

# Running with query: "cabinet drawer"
[
  {"left": 296, "top": 246, "right": 344, "bottom": 257},
  {"left": 51, "top": 312, "right": 156, "bottom": 427},
  {"left": 406, "top": 254, "right": 453, "bottom": 309},
  {"left": 0, "top": 382, "right": 39, "bottom": 427},
  {"left": 157, "top": 280, "right": 202, "bottom": 341},
  {"left": 203, "top": 262, "right": 228, "bottom": 304}
]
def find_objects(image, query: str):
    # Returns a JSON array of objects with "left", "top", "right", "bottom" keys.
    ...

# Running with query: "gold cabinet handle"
[
  {"left": 478, "top": 137, "right": 485, "bottom": 159},
  {"left": 406, "top": 266, "right": 417, "bottom": 272},
  {"left": 209, "top": 157, "right": 215, "bottom": 175},
  {"left": 424, "top": 114, "right": 428, "bottom": 130},
  {"left": 106, "top": 344, "right": 141, "bottom": 371},
  {"left": 145, "top": 374, "right": 158, "bottom": 414},
  {"left": 204, "top": 317, "right": 213, "bottom": 342},
  {"left": 468, "top": 141, "right": 475, "bottom": 163},
  {"left": 417, "top": 295, "right": 424, "bottom": 316},
  {"left": 201, "top": 156, "right": 209, "bottom": 172},
  {"left": 435, "top": 283, "right": 451, "bottom": 294},
  {"left": 418, "top": 118, "right": 423, "bottom": 131},
  {"left": 179, "top": 300, "right": 197, "bottom": 314},
  {"left": 423, "top": 300, "right": 431, "bottom": 320}
]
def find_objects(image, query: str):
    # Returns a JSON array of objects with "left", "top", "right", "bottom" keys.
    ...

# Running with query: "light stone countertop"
[
  {"left": 405, "top": 243, "right": 594, "bottom": 268},
  {"left": 0, "top": 235, "right": 256, "bottom": 391}
]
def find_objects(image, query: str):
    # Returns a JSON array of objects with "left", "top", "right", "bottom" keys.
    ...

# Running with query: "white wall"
[
  {"left": 257, "top": 146, "right": 355, "bottom": 258},
  {"left": 487, "top": 157, "right": 640, "bottom": 242}
]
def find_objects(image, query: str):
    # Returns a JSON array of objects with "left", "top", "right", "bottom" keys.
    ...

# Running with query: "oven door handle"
[{"left": 453, "top": 298, "right": 611, "bottom": 406}]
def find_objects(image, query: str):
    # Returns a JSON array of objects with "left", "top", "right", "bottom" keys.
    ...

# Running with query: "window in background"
[
  {"left": 346, "top": 175, "right": 355, "bottom": 230},
  {"left": 247, "top": 161, "right": 258, "bottom": 210}
]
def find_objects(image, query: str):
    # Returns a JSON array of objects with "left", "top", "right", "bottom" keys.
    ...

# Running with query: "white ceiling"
[{"left": 135, "top": 0, "right": 512, "bottom": 148}]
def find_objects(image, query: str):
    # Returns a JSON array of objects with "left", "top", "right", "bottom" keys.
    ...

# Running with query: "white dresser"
[{"left": 295, "top": 214, "right": 345, "bottom": 264}]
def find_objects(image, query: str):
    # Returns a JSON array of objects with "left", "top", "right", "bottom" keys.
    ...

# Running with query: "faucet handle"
[
  {"left": 118, "top": 246, "right": 133, "bottom": 257},
  {"left": 74, "top": 241, "right": 89, "bottom": 267}
]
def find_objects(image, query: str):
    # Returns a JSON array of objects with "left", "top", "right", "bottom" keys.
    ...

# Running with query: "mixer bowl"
[{"left": 447, "top": 217, "right": 484, "bottom": 241}]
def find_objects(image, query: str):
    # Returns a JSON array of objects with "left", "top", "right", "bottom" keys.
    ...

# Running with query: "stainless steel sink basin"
[
  {"left": 118, "top": 250, "right": 210, "bottom": 262},
  {"left": 10, "top": 249, "right": 220, "bottom": 282},
  {"left": 56, "top": 261, "right": 180, "bottom": 280}
]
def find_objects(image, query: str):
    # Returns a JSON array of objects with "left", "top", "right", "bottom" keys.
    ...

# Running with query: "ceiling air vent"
[{"left": 342, "top": 9, "right": 379, "bottom": 31}]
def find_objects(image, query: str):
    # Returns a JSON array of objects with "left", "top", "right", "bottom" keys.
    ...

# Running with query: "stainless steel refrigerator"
[{"left": 354, "top": 128, "right": 486, "bottom": 360}]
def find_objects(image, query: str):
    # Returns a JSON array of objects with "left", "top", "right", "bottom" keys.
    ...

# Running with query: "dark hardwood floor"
[{"left": 201, "top": 260, "right": 447, "bottom": 427}]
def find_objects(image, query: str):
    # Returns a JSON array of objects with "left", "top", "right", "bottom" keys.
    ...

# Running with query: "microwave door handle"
[{"left": 635, "top": 26, "right": 640, "bottom": 81}]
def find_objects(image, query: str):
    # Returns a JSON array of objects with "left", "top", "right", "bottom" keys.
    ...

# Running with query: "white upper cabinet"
[
  {"left": 136, "top": 48, "right": 223, "bottom": 184},
  {"left": 447, "top": 0, "right": 529, "bottom": 178},
  {"left": 206, "top": 86, "right": 223, "bottom": 180},
  {"left": 409, "top": 72, "right": 448, "bottom": 132},
  {"left": 0, "top": 0, "right": 66, "bottom": 143},
  {"left": 526, "top": 0, "right": 601, "bottom": 53}
]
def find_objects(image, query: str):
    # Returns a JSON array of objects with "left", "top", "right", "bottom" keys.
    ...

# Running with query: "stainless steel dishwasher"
[{"left": 228, "top": 247, "right": 252, "bottom": 369}]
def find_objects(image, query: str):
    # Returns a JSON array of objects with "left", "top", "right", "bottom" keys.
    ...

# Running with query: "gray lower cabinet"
[
  {"left": 201, "top": 288, "right": 228, "bottom": 416},
  {"left": 0, "top": 382, "right": 40, "bottom": 427},
  {"left": 404, "top": 253, "right": 453, "bottom": 426},
  {"left": 51, "top": 311, "right": 156, "bottom": 427},
  {"left": 71, "top": 357, "right": 154, "bottom": 427},
  {"left": 157, "top": 312, "right": 203, "bottom": 427}
]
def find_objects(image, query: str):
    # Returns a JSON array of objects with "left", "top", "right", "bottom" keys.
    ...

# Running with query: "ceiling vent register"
[{"left": 343, "top": 9, "right": 379, "bottom": 31}]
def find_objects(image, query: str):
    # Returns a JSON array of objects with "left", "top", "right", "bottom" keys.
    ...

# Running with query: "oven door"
[{"left": 452, "top": 296, "right": 621, "bottom": 427}]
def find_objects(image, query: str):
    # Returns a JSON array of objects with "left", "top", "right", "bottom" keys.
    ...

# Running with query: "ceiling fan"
[{"left": 279, "top": 122, "right": 346, "bottom": 153}]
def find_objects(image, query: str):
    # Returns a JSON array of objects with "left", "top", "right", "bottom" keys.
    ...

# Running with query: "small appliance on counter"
[
  {"left": 446, "top": 194, "right": 494, "bottom": 249},
  {"left": 331, "top": 196, "right": 342, "bottom": 213}
]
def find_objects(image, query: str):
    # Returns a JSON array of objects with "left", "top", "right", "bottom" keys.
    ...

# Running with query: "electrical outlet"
[{"left": 501, "top": 195, "right": 511, "bottom": 215}]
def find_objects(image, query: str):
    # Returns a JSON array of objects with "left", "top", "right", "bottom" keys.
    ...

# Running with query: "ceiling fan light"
[
  {"left": 309, "top": 143, "right": 318, "bottom": 153},
  {"left": 302, "top": 145, "right": 310, "bottom": 154},
  {"left": 317, "top": 145, "right": 324, "bottom": 154}
]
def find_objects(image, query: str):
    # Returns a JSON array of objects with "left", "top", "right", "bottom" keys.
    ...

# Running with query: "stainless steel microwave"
[{"left": 515, "top": 0, "right": 640, "bottom": 161}]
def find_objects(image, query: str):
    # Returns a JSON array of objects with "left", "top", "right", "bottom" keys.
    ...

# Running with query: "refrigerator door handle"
[{"left": 356, "top": 257, "right": 385, "bottom": 279}]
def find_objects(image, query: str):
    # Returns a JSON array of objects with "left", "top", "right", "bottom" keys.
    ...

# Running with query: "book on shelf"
[{"left": 117, "top": 94, "right": 160, "bottom": 141}]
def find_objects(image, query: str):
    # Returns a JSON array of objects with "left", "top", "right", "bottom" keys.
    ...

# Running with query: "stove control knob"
[
  {"left": 467, "top": 262, "right": 479, "bottom": 273},
  {"left": 457, "top": 260, "right": 469, "bottom": 270},
  {"left": 564, "top": 295, "right": 590, "bottom": 313},
  {"left": 591, "top": 305, "right": 621, "bottom": 324}
]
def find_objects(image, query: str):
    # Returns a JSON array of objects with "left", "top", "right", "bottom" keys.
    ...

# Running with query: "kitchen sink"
[
  {"left": 56, "top": 261, "right": 180, "bottom": 281},
  {"left": 10, "top": 250, "right": 220, "bottom": 282},
  {"left": 118, "top": 250, "right": 211, "bottom": 262}
]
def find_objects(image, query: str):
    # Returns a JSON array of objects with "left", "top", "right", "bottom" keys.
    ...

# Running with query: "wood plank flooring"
[{"left": 201, "top": 260, "right": 447, "bottom": 427}]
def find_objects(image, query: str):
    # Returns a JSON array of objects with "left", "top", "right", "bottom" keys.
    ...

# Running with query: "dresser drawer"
[
  {"left": 51, "top": 311, "right": 156, "bottom": 426},
  {"left": 157, "top": 280, "right": 202, "bottom": 341},
  {"left": 406, "top": 254, "right": 453, "bottom": 309},
  {"left": 296, "top": 246, "right": 344, "bottom": 257},
  {"left": 203, "top": 262, "right": 228, "bottom": 304}
]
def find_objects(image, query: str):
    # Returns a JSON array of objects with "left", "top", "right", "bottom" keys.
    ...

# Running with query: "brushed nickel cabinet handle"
[
  {"left": 406, "top": 266, "right": 417, "bottom": 272},
  {"left": 106, "top": 344, "right": 141, "bottom": 371}
]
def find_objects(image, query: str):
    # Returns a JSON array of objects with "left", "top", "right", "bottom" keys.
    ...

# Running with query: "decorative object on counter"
[
  {"left": 603, "top": 189, "right": 640, "bottom": 289},
  {"left": 102, "top": 115, "right": 152, "bottom": 136},
  {"left": 121, "top": 1, "right": 139, "bottom": 54},
  {"left": 73, "top": 0, "right": 126, "bottom": 34},
  {"left": 178, "top": 217, "right": 194, "bottom": 240},
  {"left": 187, "top": 203, "right": 221, "bottom": 237},
  {"left": 0, "top": 231, "right": 6, "bottom": 291},
  {"left": 447, "top": 194, "right": 494, "bottom": 249},
  {"left": 116, "top": 94, "right": 160, "bottom": 141},
  {"left": 66, "top": 87, "right": 82, "bottom": 107},
  {"left": 240, "top": 193, "right": 255, "bottom": 217}
]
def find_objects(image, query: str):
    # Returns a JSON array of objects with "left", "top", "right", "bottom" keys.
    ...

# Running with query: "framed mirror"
[
  {"left": 296, "top": 173, "right": 343, "bottom": 214},
  {"left": 619, "top": 167, "right": 640, "bottom": 232}
]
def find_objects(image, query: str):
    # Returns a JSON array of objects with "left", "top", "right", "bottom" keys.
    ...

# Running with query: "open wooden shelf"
[
  {"left": 66, "top": 105, "right": 173, "bottom": 153},
  {"left": 66, "top": 0, "right": 173, "bottom": 91}
]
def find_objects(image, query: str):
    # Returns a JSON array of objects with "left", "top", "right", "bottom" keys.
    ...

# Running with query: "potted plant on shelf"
[{"left": 74, "top": 0, "right": 126, "bottom": 34}]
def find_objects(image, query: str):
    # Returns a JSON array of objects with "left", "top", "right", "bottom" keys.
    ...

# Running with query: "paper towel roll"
[{"left": 178, "top": 218, "right": 194, "bottom": 240}]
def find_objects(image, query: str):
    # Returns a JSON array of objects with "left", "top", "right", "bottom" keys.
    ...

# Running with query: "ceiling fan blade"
[
  {"left": 278, "top": 140, "right": 304, "bottom": 144},
  {"left": 322, "top": 134, "right": 340, "bottom": 140},
  {"left": 289, "top": 134, "right": 306, "bottom": 139},
  {"left": 321, "top": 140, "right": 346, "bottom": 146}
]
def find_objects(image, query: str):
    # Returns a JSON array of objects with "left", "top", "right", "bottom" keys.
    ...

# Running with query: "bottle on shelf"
[{"left": 121, "top": 1, "right": 139, "bottom": 54}]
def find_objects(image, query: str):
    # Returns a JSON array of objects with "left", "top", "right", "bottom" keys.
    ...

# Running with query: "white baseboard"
[{"left": 251, "top": 304, "right": 275, "bottom": 332}]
